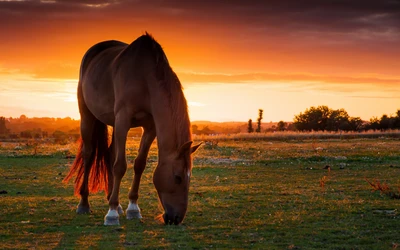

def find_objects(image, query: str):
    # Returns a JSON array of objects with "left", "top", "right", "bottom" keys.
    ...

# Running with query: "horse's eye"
[{"left": 174, "top": 175, "right": 182, "bottom": 185}]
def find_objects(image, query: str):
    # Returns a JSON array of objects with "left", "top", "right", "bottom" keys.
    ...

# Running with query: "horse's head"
[{"left": 153, "top": 141, "right": 201, "bottom": 225}]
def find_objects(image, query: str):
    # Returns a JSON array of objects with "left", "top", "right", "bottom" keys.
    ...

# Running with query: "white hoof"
[
  {"left": 126, "top": 201, "right": 142, "bottom": 220},
  {"left": 104, "top": 209, "right": 120, "bottom": 226}
]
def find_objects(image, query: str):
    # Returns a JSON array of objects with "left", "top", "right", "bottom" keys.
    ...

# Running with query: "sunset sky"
[{"left": 1, "top": 0, "right": 399, "bottom": 122}]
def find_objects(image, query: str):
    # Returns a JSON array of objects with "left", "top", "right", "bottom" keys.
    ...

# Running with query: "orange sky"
[{"left": 1, "top": 0, "right": 400, "bottom": 122}]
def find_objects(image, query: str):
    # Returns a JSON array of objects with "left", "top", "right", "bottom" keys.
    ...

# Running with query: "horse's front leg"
[
  {"left": 127, "top": 125, "right": 156, "bottom": 219},
  {"left": 104, "top": 114, "right": 130, "bottom": 226}
]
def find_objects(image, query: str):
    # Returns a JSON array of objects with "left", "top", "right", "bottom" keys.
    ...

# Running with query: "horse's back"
[
  {"left": 80, "top": 40, "right": 127, "bottom": 80},
  {"left": 79, "top": 40, "right": 128, "bottom": 125},
  {"left": 79, "top": 34, "right": 167, "bottom": 128}
]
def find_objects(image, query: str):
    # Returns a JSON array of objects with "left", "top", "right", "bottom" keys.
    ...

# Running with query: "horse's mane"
[{"left": 138, "top": 33, "right": 192, "bottom": 150}]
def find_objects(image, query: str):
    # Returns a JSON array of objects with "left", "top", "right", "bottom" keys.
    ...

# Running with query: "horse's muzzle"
[{"left": 163, "top": 213, "right": 182, "bottom": 225}]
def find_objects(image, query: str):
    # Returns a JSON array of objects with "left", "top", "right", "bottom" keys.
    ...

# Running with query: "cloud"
[
  {"left": 1, "top": 0, "right": 399, "bottom": 37},
  {"left": 2, "top": 62, "right": 399, "bottom": 97},
  {"left": 0, "top": 61, "right": 78, "bottom": 79},
  {"left": 350, "top": 95, "right": 400, "bottom": 99},
  {"left": 179, "top": 72, "right": 400, "bottom": 86},
  {"left": 0, "top": 1, "right": 398, "bottom": 60},
  {"left": 30, "top": 62, "right": 78, "bottom": 79},
  {"left": 0, "top": 0, "right": 399, "bottom": 91},
  {"left": 179, "top": 71, "right": 400, "bottom": 99},
  {"left": 0, "top": 73, "right": 76, "bottom": 95},
  {"left": 0, "top": 66, "right": 19, "bottom": 75},
  {"left": 5, "top": 62, "right": 399, "bottom": 88}
]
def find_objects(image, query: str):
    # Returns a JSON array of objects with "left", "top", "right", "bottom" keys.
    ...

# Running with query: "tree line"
[
  {"left": 0, "top": 115, "right": 80, "bottom": 142},
  {"left": 292, "top": 106, "right": 400, "bottom": 132},
  {"left": 247, "top": 106, "right": 400, "bottom": 133},
  {"left": 1, "top": 106, "right": 399, "bottom": 140}
]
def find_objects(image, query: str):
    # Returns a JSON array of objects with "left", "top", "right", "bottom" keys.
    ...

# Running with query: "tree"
[
  {"left": 293, "top": 106, "right": 332, "bottom": 131},
  {"left": 200, "top": 126, "right": 214, "bottom": 135},
  {"left": 277, "top": 121, "right": 287, "bottom": 131},
  {"left": 394, "top": 109, "right": 400, "bottom": 129},
  {"left": 256, "top": 109, "right": 263, "bottom": 132},
  {"left": 348, "top": 117, "right": 363, "bottom": 131},
  {"left": 0, "top": 117, "right": 8, "bottom": 135},
  {"left": 381, "top": 114, "right": 398, "bottom": 130},
  {"left": 286, "top": 123, "right": 296, "bottom": 131},
  {"left": 20, "top": 130, "right": 33, "bottom": 138},
  {"left": 367, "top": 117, "right": 380, "bottom": 131},
  {"left": 327, "top": 109, "right": 349, "bottom": 131},
  {"left": 191, "top": 125, "right": 199, "bottom": 134},
  {"left": 53, "top": 130, "right": 68, "bottom": 144},
  {"left": 247, "top": 119, "right": 254, "bottom": 133},
  {"left": 293, "top": 105, "right": 360, "bottom": 131},
  {"left": 363, "top": 111, "right": 400, "bottom": 131},
  {"left": 379, "top": 114, "right": 390, "bottom": 130}
]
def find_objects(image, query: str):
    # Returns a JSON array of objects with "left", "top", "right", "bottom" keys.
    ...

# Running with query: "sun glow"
[
  {"left": 0, "top": 1, "right": 399, "bottom": 121},
  {"left": 188, "top": 101, "right": 206, "bottom": 107},
  {"left": 1, "top": 69, "right": 400, "bottom": 122}
]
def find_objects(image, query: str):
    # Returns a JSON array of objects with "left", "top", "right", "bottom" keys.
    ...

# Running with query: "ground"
[{"left": 0, "top": 135, "right": 399, "bottom": 249}]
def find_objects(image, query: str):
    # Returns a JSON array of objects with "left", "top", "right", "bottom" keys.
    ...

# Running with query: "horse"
[{"left": 63, "top": 33, "right": 201, "bottom": 225}]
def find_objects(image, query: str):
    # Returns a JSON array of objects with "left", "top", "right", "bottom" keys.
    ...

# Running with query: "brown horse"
[{"left": 64, "top": 33, "right": 201, "bottom": 225}]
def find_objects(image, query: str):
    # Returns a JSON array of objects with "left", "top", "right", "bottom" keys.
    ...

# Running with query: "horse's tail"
[{"left": 63, "top": 117, "right": 110, "bottom": 197}]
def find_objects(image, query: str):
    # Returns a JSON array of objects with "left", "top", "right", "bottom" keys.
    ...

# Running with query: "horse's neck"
[{"left": 150, "top": 88, "right": 191, "bottom": 157}]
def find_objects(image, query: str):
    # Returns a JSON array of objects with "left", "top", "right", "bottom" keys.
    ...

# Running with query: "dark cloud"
[
  {"left": 0, "top": 0, "right": 399, "bottom": 76},
  {"left": 1, "top": 0, "right": 399, "bottom": 31},
  {"left": 1, "top": 0, "right": 399, "bottom": 45}
]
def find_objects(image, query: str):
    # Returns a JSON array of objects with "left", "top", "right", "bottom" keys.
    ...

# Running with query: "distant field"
[
  {"left": 1, "top": 135, "right": 400, "bottom": 249},
  {"left": 194, "top": 129, "right": 400, "bottom": 141}
]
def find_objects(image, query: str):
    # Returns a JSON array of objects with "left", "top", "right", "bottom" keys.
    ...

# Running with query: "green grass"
[{"left": 1, "top": 137, "right": 400, "bottom": 249}]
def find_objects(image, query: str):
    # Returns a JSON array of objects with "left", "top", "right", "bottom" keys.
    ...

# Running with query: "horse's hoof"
[
  {"left": 126, "top": 210, "right": 142, "bottom": 220},
  {"left": 104, "top": 216, "right": 120, "bottom": 225},
  {"left": 104, "top": 217, "right": 120, "bottom": 225},
  {"left": 76, "top": 205, "right": 90, "bottom": 214},
  {"left": 126, "top": 201, "right": 142, "bottom": 219},
  {"left": 117, "top": 204, "right": 124, "bottom": 215},
  {"left": 104, "top": 209, "right": 120, "bottom": 226}
]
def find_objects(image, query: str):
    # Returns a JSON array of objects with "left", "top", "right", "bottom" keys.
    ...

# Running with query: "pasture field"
[{"left": 1, "top": 135, "right": 400, "bottom": 249}]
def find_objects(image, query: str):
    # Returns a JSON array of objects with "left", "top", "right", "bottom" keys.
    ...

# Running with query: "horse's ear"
[
  {"left": 178, "top": 141, "right": 202, "bottom": 157},
  {"left": 178, "top": 141, "right": 193, "bottom": 157},
  {"left": 190, "top": 142, "right": 203, "bottom": 154}
]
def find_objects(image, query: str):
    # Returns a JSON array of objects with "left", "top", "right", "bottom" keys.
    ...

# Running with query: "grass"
[
  {"left": 194, "top": 129, "right": 400, "bottom": 141},
  {"left": 1, "top": 136, "right": 400, "bottom": 249}
]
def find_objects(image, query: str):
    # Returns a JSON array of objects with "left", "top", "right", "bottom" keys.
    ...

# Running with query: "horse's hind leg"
[
  {"left": 127, "top": 125, "right": 156, "bottom": 219},
  {"left": 77, "top": 117, "right": 96, "bottom": 214},
  {"left": 104, "top": 113, "right": 130, "bottom": 225},
  {"left": 106, "top": 130, "right": 123, "bottom": 215}
]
